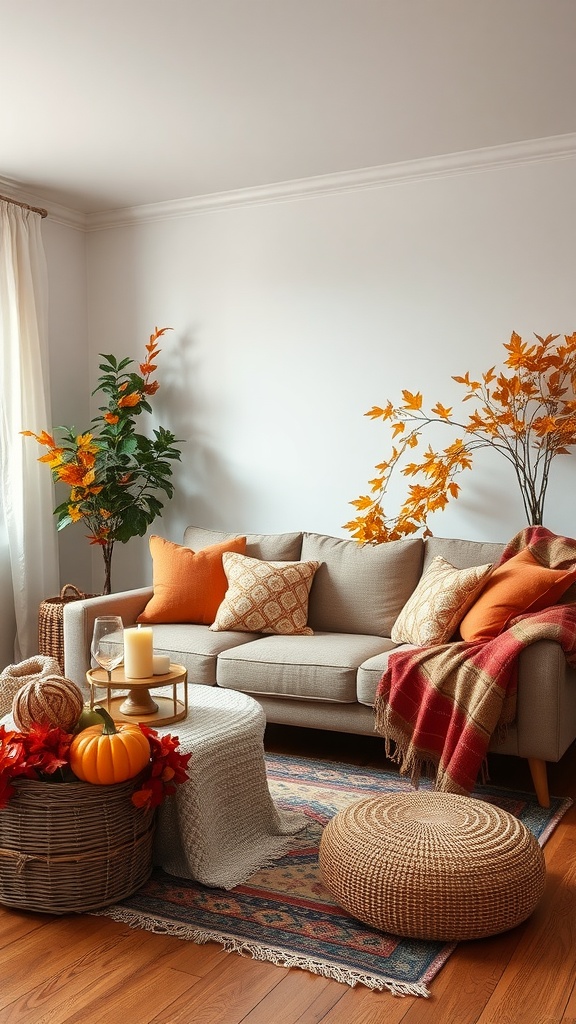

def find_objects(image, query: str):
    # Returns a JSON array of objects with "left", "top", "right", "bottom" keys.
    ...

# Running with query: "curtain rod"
[{"left": 0, "top": 193, "right": 48, "bottom": 219}]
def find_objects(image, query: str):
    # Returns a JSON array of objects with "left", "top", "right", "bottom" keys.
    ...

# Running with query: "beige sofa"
[{"left": 63, "top": 526, "right": 576, "bottom": 807}]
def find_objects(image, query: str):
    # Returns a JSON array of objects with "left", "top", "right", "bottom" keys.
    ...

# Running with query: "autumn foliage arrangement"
[
  {"left": 132, "top": 725, "right": 192, "bottom": 812},
  {"left": 23, "top": 327, "right": 182, "bottom": 594},
  {"left": 345, "top": 331, "right": 576, "bottom": 543},
  {"left": 0, "top": 721, "right": 71, "bottom": 810},
  {"left": 0, "top": 716, "right": 191, "bottom": 812}
]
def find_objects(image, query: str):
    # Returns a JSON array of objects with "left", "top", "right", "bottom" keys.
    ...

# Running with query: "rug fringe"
[
  {"left": 90, "top": 905, "right": 430, "bottom": 998},
  {"left": 537, "top": 795, "right": 573, "bottom": 846}
]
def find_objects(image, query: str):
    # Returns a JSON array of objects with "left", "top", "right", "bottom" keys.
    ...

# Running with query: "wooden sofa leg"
[{"left": 528, "top": 758, "right": 550, "bottom": 808}]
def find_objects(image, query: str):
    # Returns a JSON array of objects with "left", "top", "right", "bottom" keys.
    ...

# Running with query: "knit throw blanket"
[{"left": 374, "top": 526, "right": 576, "bottom": 795}]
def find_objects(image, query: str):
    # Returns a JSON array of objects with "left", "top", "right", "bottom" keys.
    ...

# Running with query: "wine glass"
[{"left": 91, "top": 616, "right": 124, "bottom": 681}]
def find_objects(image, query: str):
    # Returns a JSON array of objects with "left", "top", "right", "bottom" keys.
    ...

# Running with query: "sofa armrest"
[
  {"left": 489, "top": 638, "right": 576, "bottom": 763},
  {"left": 516, "top": 639, "right": 576, "bottom": 762},
  {"left": 63, "top": 588, "right": 153, "bottom": 691}
]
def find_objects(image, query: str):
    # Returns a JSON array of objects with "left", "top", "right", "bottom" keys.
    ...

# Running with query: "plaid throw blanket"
[{"left": 374, "top": 526, "right": 576, "bottom": 794}]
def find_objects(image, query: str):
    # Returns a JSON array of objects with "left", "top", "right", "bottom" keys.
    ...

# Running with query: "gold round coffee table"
[{"left": 86, "top": 664, "right": 188, "bottom": 725}]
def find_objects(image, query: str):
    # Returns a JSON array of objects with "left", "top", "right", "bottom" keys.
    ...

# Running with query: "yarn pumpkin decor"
[{"left": 12, "top": 676, "right": 84, "bottom": 733}]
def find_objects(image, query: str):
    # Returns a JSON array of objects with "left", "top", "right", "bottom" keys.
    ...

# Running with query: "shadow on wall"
[
  {"left": 155, "top": 326, "right": 254, "bottom": 541},
  {"left": 89, "top": 326, "right": 253, "bottom": 592},
  {"left": 159, "top": 437, "right": 258, "bottom": 554},
  {"left": 57, "top": 526, "right": 93, "bottom": 598}
]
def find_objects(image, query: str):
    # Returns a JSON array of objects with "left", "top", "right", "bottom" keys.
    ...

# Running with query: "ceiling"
[{"left": 2, "top": 0, "right": 576, "bottom": 215}]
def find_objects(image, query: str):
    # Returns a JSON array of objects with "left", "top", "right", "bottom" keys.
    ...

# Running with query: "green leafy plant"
[{"left": 24, "top": 327, "right": 183, "bottom": 593}]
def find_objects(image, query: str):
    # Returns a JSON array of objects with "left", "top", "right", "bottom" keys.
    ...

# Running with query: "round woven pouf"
[{"left": 318, "top": 791, "right": 546, "bottom": 941}]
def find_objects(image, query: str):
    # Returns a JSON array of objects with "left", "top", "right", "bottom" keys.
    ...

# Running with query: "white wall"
[{"left": 81, "top": 150, "right": 576, "bottom": 592}]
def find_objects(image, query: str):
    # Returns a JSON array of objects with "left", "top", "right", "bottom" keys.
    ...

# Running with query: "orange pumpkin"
[{"left": 69, "top": 706, "right": 150, "bottom": 785}]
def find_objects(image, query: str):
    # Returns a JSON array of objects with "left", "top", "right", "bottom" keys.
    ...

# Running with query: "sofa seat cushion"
[
  {"left": 356, "top": 645, "right": 416, "bottom": 706},
  {"left": 216, "top": 632, "right": 394, "bottom": 703},
  {"left": 145, "top": 623, "right": 262, "bottom": 685},
  {"left": 301, "top": 532, "right": 423, "bottom": 637},
  {"left": 183, "top": 526, "right": 303, "bottom": 562}
]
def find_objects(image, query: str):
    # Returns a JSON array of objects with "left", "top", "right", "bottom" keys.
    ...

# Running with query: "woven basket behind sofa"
[{"left": 39, "top": 584, "right": 96, "bottom": 673}]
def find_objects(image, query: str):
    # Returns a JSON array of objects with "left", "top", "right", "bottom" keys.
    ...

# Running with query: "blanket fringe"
[
  {"left": 90, "top": 904, "right": 430, "bottom": 998},
  {"left": 376, "top": 701, "right": 439, "bottom": 790}
]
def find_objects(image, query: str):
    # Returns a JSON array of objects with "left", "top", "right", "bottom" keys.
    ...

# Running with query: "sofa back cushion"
[
  {"left": 301, "top": 532, "right": 423, "bottom": 637},
  {"left": 423, "top": 536, "right": 505, "bottom": 572},
  {"left": 183, "top": 526, "right": 303, "bottom": 562}
]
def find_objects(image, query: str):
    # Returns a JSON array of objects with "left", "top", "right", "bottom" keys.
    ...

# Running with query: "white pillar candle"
[{"left": 123, "top": 626, "right": 154, "bottom": 678}]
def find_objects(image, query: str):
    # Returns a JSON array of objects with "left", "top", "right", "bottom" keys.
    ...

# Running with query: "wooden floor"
[{"left": 1, "top": 725, "right": 576, "bottom": 1024}]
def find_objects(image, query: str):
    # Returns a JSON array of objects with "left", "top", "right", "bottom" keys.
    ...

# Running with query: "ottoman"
[{"left": 318, "top": 791, "right": 546, "bottom": 941}]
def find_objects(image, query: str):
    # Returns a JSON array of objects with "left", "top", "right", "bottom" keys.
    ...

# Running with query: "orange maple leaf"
[
  {"left": 504, "top": 331, "right": 538, "bottom": 369},
  {"left": 401, "top": 390, "right": 423, "bottom": 411},
  {"left": 453, "top": 371, "right": 481, "bottom": 389},
  {"left": 533, "top": 416, "right": 558, "bottom": 436},
  {"left": 431, "top": 402, "right": 452, "bottom": 419},
  {"left": 350, "top": 495, "right": 374, "bottom": 511},
  {"left": 365, "top": 403, "right": 394, "bottom": 420}
]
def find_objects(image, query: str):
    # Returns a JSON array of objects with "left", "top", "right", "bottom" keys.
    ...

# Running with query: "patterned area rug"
[{"left": 93, "top": 753, "right": 572, "bottom": 998}]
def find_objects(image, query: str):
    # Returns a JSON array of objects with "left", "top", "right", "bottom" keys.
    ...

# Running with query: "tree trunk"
[{"left": 102, "top": 541, "right": 114, "bottom": 595}]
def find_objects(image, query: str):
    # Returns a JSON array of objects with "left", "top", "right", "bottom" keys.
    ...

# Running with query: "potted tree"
[{"left": 24, "top": 326, "right": 183, "bottom": 593}]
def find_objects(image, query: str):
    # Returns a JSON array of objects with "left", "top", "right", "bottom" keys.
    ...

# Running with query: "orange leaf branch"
[{"left": 345, "top": 330, "right": 576, "bottom": 542}]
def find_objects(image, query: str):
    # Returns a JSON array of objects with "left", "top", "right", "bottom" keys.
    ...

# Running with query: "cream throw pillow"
[
  {"left": 391, "top": 556, "right": 493, "bottom": 646},
  {"left": 210, "top": 552, "right": 321, "bottom": 635}
]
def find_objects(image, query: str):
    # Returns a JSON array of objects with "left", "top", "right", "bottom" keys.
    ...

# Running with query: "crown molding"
[
  {"left": 3, "top": 133, "right": 576, "bottom": 233},
  {"left": 0, "top": 176, "right": 86, "bottom": 230},
  {"left": 85, "top": 133, "right": 576, "bottom": 232},
  {"left": 42, "top": 202, "right": 87, "bottom": 231}
]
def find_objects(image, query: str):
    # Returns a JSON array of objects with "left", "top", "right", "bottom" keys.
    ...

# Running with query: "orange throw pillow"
[
  {"left": 459, "top": 546, "right": 576, "bottom": 642},
  {"left": 137, "top": 535, "right": 247, "bottom": 625}
]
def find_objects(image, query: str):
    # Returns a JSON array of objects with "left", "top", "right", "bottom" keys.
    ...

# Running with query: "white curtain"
[{"left": 0, "top": 201, "right": 59, "bottom": 661}]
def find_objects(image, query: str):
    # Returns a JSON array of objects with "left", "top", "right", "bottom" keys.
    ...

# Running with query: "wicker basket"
[
  {"left": 38, "top": 585, "right": 95, "bottom": 673},
  {"left": 0, "top": 777, "right": 155, "bottom": 914}
]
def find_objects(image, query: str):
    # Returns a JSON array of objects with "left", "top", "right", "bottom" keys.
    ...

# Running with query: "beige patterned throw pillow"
[
  {"left": 210, "top": 553, "right": 321, "bottom": 635},
  {"left": 391, "top": 556, "right": 493, "bottom": 647}
]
